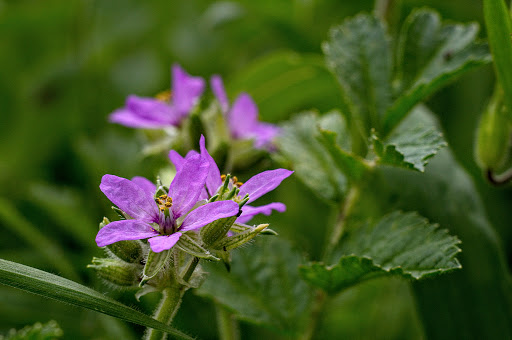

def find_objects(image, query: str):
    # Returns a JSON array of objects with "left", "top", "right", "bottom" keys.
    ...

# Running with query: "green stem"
[
  {"left": 215, "top": 303, "right": 240, "bottom": 340},
  {"left": 323, "top": 186, "right": 360, "bottom": 262},
  {"left": 374, "top": 0, "right": 394, "bottom": 22},
  {"left": 299, "top": 290, "right": 327, "bottom": 340},
  {"left": 144, "top": 257, "right": 200, "bottom": 340},
  {"left": 143, "top": 285, "right": 186, "bottom": 340},
  {"left": 302, "top": 185, "right": 361, "bottom": 340}
]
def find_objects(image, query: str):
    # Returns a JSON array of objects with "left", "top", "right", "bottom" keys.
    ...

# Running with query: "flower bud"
[
  {"left": 87, "top": 257, "right": 141, "bottom": 287},
  {"left": 211, "top": 224, "right": 269, "bottom": 251},
  {"left": 475, "top": 89, "right": 511, "bottom": 170},
  {"left": 140, "top": 249, "right": 172, "bottom": 286},
  {"left": 200, "top": 215, "right": 238, "bottom": 246},
  {"left": 175, "top": 233, "right": 220, "bottom": 261}
]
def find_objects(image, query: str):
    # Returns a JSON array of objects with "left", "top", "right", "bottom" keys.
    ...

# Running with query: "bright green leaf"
[
  {"left": 372, "top": 115, "right": 447, "bottom": 172},
  {"left": 196, "top": 238, "right": 312, "bottom": 337},
  {"left": 0, "top": 259, "right": 194, "bottom": 340},
  {"left": 324, "top": 14, "right": 393, "bottom": 134},
  {"left": 301, "top": 211, "right": 461, "bottom": 295},
  {"left": 484, "top": 0, "right": 512, "bottom": 115},
  {"left": 278, "top": 111, "right": 347, "bottom": 202},
  {"left": 384, "top": 9, "right": 491, "bottom": 135}
]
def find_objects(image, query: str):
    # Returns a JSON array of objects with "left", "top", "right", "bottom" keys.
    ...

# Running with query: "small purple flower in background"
[
  {"left": 96, "top": 153, "right": 239, "bottom": 253},
  {"left": 169, "top": 135, "right": 292, "bottom": 224},
  {"left": 210, "top": 75, "right": 281, "bottom": 150},
  {"left": 109, "top": 64, "right": 205, "bottom": 129}
]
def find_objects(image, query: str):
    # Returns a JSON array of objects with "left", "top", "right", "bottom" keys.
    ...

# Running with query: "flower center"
[
  {"left": 155, "top": 90, "right": 172, "bottom": 103},
  {"left": 220, "top": 174, "right": 244, "bottom": 188},
  {"left": 155, "top": 194, "right": 173, "bottom": 212}
]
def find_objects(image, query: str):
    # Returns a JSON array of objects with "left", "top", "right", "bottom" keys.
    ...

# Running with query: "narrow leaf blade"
[{"left": 0, "top": 259, "right": 194, "bottom": 340}]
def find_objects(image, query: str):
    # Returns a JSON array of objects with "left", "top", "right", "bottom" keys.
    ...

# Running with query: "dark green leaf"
[
  {"left": 317, "top": 129, "right": 369, "bottom": 183},
  {"left": 196, "top": 238, "right": 312, "bottom": 336},
  {"left": 301, "top": 211, "right": 461, "bottom": 294},
  {"left": 372, "top": 115, "right": 447, "bottom": 171},
  {"left": 278, "top": 111, "right": 347, "bottom": 202},
  {"left": 362, "top": 106, "right": 512, "bottom": 339},
  {"left": 0, "top": 259, "right": 194, "bottom": 340},
  {"left": 384, "top": 9, "right": 491, "bottom": 135},
  {"left": 324, "top": 14, "right": 393, "bottom": 134}
]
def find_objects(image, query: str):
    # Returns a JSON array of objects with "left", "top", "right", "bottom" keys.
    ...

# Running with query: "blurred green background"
[{"left": 1, "top": 0, "right": 510, "bottom": 339}]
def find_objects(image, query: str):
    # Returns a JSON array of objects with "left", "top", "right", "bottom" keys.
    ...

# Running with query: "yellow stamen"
[
  {"left": 235, "top": 182, "right": 244, "bottom": 187},
  {"left": 155, "top": 90, "right": 172, "bottom": 102},
  {"left": 220, "top": 174, "right": 226, "bottom": 181}
]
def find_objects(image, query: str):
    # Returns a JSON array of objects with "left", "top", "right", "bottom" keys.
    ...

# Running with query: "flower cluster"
[
  {"left": 109, "top": 63, "right": 280, "bottom": 151},
  {"left": 96, "top": 136, "right": 292, "bottom": 256}
]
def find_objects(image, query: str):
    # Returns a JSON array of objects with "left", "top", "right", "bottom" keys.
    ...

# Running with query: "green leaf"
[
  {"left": 383, "top": 9, "right": 491, "bottom": 135},
  {"left": 0, "top": 259, "right": 193, "bottom": 340},
  {"left": 484, "top": 0, "right": 512, "bottom": 114},
  {"left": 301, "top": 211, "right": 461, "bottom": 295},
  {"left": 372, "top": 116, "right": 447, "bottom": 172},
  {"left": 323, "top": 14, "right": 393, "bottom": 134},
  {"left": 196, "top": 238, "right": 312, "bottom": 336},
  {"left": 361, "top": 106, "right": 512, "bottom": 339},
  {"left": 317, "top": 129, "right": 370, "bottom": 183},
  {"left": 278, "top": 111, "right": 347, "bottom": 202},
  {"left": 1, "top": 320, "right": 62, "bottom": 340}
]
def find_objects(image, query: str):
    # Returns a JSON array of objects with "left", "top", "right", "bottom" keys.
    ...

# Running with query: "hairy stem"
[
  {"left": 143, "top": 285, "right": 186, "bottom": 340},
  {"left": 144, "top": 257, "right": 200, "bottom": 340},
  {"left": 215, "top": 303, "right": 240, "bottom": 340}
]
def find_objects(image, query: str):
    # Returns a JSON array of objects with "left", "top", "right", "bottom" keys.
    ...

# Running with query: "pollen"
[
  {"left": 220, "top": 174, "right": 226, "bottom": 181},
  {"left": 235, "top": 181, "right": 244, "bottom": 187},
  {"left": 155, "top": 90, "right": 172, "bottom": 102}
]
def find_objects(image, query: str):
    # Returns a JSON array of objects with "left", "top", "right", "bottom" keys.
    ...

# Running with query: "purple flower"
[
  {"left": 211, "top": 75, "right": 281, "bottom": 150},
  {"left": 169, "top": 135, "right": 292, "bottom": 224},
  {"left": 109, "top": 64, "right": 205, "bottom": 129},
  {"left": 96, "top": 153, "right": 239, "bottom": 253}
]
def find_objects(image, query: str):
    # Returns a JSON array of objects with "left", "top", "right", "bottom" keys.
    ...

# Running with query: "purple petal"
[
  {"left": 228, "top": 93, "right": 259, "bottom": 139},
  {"left": 168, "top": 154, "right": 210, "bottom": 218},
  {"left": 236, "top": 202, "right": 286, "bottom": 224},
  {"left": 239, "top": 169, "right": 294, "bottom": 204},
  {"left": 172, "top": 64, "right": 205, "bottom": 119},
  {"left": 211, "top": 75, "right": 229, "bottom": 113},
  {"left": 180, "top": 200, "right": 239, "bottom": 232},
  {"left": 169, "top": 149, "right": 199, "bottom": 172},
  {"left": 199, "top": 135, "right": 222, "bottom": 197},
  {"left": 252, "top": 123, "right": 281, "bottom": 150},
  {"left": 100, "top": 175, "right": 159, "bottom": 221},
  {"left": 148, "top": 233, "right": 182, "bottom": 253},
  {"left": 109, "top": 95, "right": 180, "bottom": 128},
  {"left": 96, "top": 220, "right": 158, "bottom": 247},
  {"left": 131, "top": 176, "right": 156, "bottom": 198}
]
